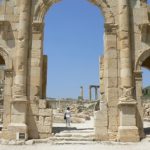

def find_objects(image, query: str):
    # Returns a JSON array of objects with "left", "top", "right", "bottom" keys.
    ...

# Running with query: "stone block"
[
  {"left": 31, "top": 50, "right": 42, "bottom": 58},
  {"left": 39, "top": 100, "right": 47, "bottom": 109},
  {"left": 106, "top": 49, "right": 117, "bottom": 59},
  {"left": 120, "top": 105, "right": 136, "bottom": 126},
  {"left": 1, "top": 129, "right": 10, "bottom": 140},
  {"left": 117, "top": 126, "right": 140, "bottom": 142},
  {"left": 33, "top": 33, "right": 42, "bottom": 40},
  {"left": 4, "top": 85, "right": 12, "bottom": 96},
  {"left": 11, "top": 114, "right": 26, "bottom": 123},
  {"left": 31, "top": 58, "right": 41, "bottom": 67},
  {"left": 105, "top": 34, "right": 117, "bottom": 50},
  {"left": 105, "top": 68, "right": 118, "bottom": 78},
  {"left": 39, "top": 116, "right": 44, "bottom": 125},
  {"left": 44, "top": 117, "right": 52, "bottom": 126},
  {"left": 95, "top": 118, "right": 107, "bottom": 127},
  {"left": 107, "top": 78, "right": 118, "bottom": 88},
  {"left": 133, "top": 8, "right": 148, "bottom": 25},
  {"left": 39, "top": 133, "right": 51, "bottom": 139},
  {"left": 2, "top": 114, "right": 11, "bottom": 128},
  {"left": 108, "top": 125, "right": 118, "bottom": 132},
  {"left": 39, "top": 109, "right": 53, "bottom": 117},
  {"left": 107, "top": 88, "right": 119, "bottom": 106},
  {"left": 11, "top": 103, "right": 26, "bottom": 115},
  {"left": 106, "top": 58, "right": 118, "bottom": 70},
  {"left": 94, "top": 127, "right": 108, "bottom": 141},
  {"left": 28, "top": 104, "right": 39, "bottom": 115},
  {"left": 94, "top": 109, "right": 108, "bottom": 127},
  {"left": 32, "top": 40, "right": 42, "bottom": 49},
  {"left": 38, "top": 125, "right": 52, "bottom": 133},
  {"left": 108, "top": 131, "right": 117, "bottom": 141}
]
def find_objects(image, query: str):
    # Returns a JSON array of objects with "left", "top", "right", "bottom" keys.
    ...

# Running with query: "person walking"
[{"left": 64, "top": 107, "right": 71, "bottom": 127}]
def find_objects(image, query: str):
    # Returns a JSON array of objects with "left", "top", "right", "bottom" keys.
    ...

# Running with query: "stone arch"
[
  {"left": 33, "top": 0, "right": 115, "bottom": 23},
  {"left": 135, "top": 49, "right": 150, "bottom": 71}
]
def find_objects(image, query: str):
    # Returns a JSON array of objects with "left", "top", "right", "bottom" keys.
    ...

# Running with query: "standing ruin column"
[
  {"left": 8, "top": 0, "right": 31, "bottom": 140},
  {"left": 80, "top": 86, "right": 84, "bottom": 100},
  {"left": 95, "top": 87, "right": 99, "bottom": 100},
  {"left": 89, "top": 86, "right": 92, "bottom": 101},
  {"left": 117, "top": 0, "right": 140, "bottom": 142}
]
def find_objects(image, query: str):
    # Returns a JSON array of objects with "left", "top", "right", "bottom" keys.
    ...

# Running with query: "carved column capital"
[
  {"left": 134, "top": 70, "right": 142, "bottom": 81},
  {"left": 104, "top": 23, "right": 118, "bottom": 34},
  {"left": 32, "top": 21, "right": 44, "bottom": 33}
]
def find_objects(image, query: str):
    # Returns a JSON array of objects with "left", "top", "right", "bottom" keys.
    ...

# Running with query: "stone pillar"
[
  {"left": 89, "top": 86, "right": 92, "bottom": 101},
  {"left": 80, "top": 86, "right": 84, "bottom": 100},
  {"left": 117, "top": 0, "right": 140, "bottom": 142},
  {"left": 8, "top": 0, "right": 31, "bottom": 140},
  {"left": 134, "top": 71, "right": 145, "bottom": 139},
  {"left": 95, "top": 87, "right": 98, "bottom": 100}
]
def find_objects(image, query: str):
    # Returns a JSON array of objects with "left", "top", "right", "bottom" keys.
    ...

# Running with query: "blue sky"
[{"left": 44, "top": 0, "right": 150, "bottom": 99}]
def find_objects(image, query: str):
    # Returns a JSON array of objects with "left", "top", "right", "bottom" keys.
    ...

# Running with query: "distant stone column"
[
  {"left": 95, "top": 87, "right": 98, "bottom": 100},
  {"left": 80, "top": 86, "right": 84, "bottom": 100},
  {"left": 117, "top": 0, "right": 139, "bottom": 142},
  {"left": 89, "top": 86, "right": 92, "bottom": 101},
  {"left": 8, "top": 0, "right": 31, "bottom": 140}
]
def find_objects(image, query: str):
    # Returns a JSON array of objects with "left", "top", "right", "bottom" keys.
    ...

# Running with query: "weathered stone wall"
[
  {"left": 143, "top": 100, "right": 150, "bottom": 121},
  {"left": 0, "top": 0, "right": 150, "bottom": 142},
  {"left": 27, "top": 99, "right": 53, "bottom": 139}
]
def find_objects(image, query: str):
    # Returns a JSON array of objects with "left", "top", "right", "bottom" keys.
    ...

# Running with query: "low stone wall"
[
  {"left": 27, "top": 99, "right": 53, "bottom": 139},
  {"left": 47, "top": 99, "right": 77, "bottom": 110},
  {"left": 143, "top": 100, "right": 150, "bottom": 121}
]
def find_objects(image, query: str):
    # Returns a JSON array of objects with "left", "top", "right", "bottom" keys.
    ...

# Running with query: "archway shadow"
[
  {"left": 52, "top": 127, "right": 77, "bottom": 134},
  {"left": 52, "top": 127, "right": 93, "bottom": 134},
  {"left": 144, "top": 127, "right": 150, "bottom": 135}
]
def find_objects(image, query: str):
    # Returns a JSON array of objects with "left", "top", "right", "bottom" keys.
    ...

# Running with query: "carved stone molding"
[
  {"left": 32, "top": 21, "right": 44, "bottom": 33},
  {"left": 104, "top": 23, "right": 118, "bottom": 34}
]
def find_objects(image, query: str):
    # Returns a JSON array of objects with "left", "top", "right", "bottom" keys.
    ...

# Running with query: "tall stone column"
[
  {"left": 95, "top": 87, "right": 98, "bottom": 100},
  {"left": 80, "top": 86, "right": 84, "bottom": 100},
  {"left": 89, "top": 86, "right": 92, "bottom": 101},
  {"left": 117, "top": 0, "right": 139, "bottom": 142},
  {"left": 8, "top": 0, "right": 31, "bottom": 140}
]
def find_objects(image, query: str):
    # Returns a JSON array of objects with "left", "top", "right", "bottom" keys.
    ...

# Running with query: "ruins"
[
  {"left": 89, "top": 85, "right": 100, "bottom": 101},
  {"left": 0, "top": 0, "right": 150, "bottom": 143}
]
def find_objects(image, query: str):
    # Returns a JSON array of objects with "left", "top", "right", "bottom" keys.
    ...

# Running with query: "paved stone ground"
[{"left": 0, "top": 118, "right": 150, "bottom": 150}]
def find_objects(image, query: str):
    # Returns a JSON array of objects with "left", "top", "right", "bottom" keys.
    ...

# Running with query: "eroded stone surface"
[{"left": 0, "top": 0, "right": 150, "bottom": 143}]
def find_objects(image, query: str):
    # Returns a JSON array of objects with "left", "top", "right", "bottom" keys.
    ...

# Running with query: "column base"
[
  {"left": 7, "top": 123, "right": 28, "bottom": 141},
  {"left": 117, "top": 126, "right": 140, "bottom": 142}
]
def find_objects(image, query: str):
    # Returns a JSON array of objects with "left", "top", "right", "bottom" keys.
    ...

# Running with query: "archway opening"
[
  {"left": 43, "top": 0, "right": 104, "bottom": 135},
  {"left": 0, "top": 55, "right": 5, "bottom": 131},
  {"left": 141, "top": 56, "right": 150, "bottom": 136}
]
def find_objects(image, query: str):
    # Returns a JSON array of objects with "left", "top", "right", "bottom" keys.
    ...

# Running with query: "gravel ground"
[{"left": 0, "top": 142, "right": 150, "bottom": 150}]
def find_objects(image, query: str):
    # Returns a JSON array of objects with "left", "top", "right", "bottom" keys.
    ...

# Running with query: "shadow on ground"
[
  {"left": 52, "top": 127, "right": 77, "bottom": 134},
  {"left": 144, "top": 127, "right": 150, "bottom": 135},
  {"left": 52, "top": 127, "right": 93, "bottom": 134}
]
